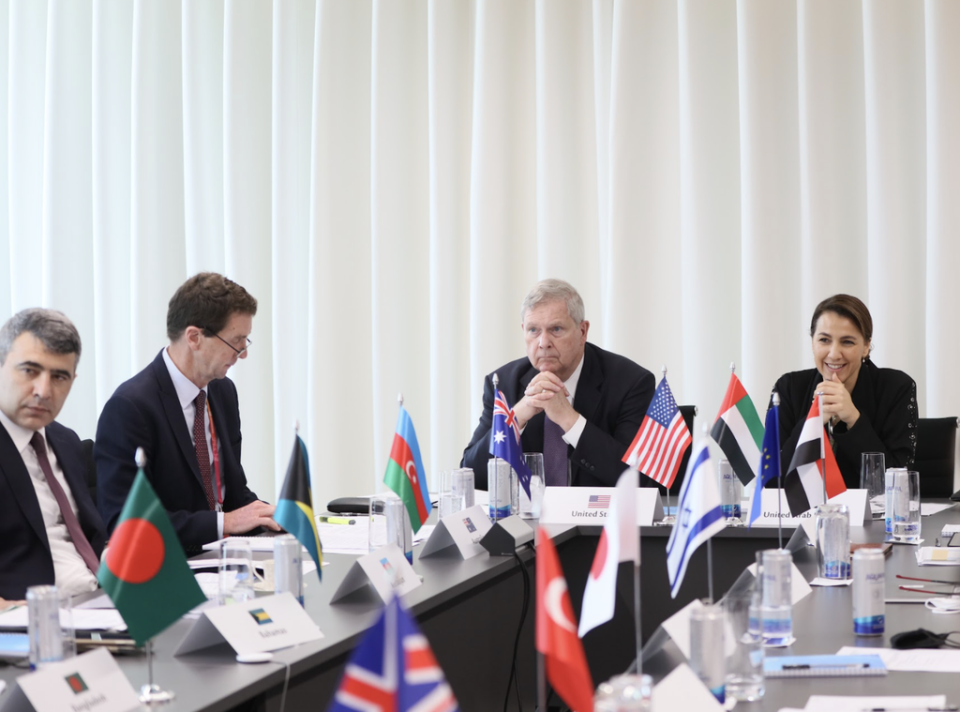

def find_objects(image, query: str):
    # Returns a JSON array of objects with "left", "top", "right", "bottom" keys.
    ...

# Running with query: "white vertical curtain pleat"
[{"left": 4, "top": 0, "right": 958, "bottom": 500}]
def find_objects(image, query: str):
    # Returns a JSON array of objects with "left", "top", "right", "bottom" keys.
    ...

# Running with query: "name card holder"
[
  {"left": 539, "top": 486, "right": 664, "bottom": 526},
  {"left": 419, "top": 505, "right": 492, "bottom": 559},
  {"left": 751, "top": 489, "right": 869, "bottom": 529},
  {"left": 5, "top": 648, "right": 140, "bottom": 712},
  {"left": 174, "top": 592, "right": 323, "bottom": 657},
  {"left": 330, "top": 544, "right": 421, "bottom": 604}
]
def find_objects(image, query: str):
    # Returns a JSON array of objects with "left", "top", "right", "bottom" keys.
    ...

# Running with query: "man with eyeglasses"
[{"left": 96, "top": 272, "right": 280, "bottom": 551}]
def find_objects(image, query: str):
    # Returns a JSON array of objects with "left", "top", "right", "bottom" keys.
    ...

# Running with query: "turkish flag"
[{"left": 536, "top": 528, "right": 595, "bottom": 712}]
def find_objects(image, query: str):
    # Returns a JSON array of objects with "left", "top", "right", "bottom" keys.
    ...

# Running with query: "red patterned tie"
[
  {"left": 194, "top": 391, "right": 216, "bottom": 510},
  {"left": 30, "top": 432, "right": 100, "bottom": 575}
]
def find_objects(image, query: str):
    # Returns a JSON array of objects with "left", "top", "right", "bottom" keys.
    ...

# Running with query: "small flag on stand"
[
  {"left": 98, "top": 462, "right": 206, "bottom": 646},
  {"left": 274, "top": 433, "right": 323, "bottom": 575},
  {"left": 490, "top": 384, "right": 532, "bottom": 497},
  {"left": 665, "top": 438, "right": 725, "bottom": 598},
  {"left": 748, "top": 397, "right": 781, "bottom": 527},
  {"left": 783, "top": 397, "right": 846, "bottom": 516},
  {"left": 537, "top": 528, "right": 595, "bottom": 712},
  {"left": 578, "top": 468, "right": 639, "bottom": 637},
  {"left": 623, "top": 376, "right": 691, "bottom": 489},
  {"left": 328, "top": 595, "right": 459, "bottom": 712},
  {"left": 384, "top": 398, "right": 432, "bottom": 533},
  {"left": 710, "top": 368, "right": 764, "bottom": 485}
]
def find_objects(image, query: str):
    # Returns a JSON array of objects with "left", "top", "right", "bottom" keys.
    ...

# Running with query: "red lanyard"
[{"left": 206, "top": 399, "right": 224, "bottom": 509}]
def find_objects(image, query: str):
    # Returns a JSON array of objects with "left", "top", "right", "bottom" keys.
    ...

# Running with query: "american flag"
[
  {"left": 329, "top": 596, "right": 459, "bottom": 712},
  {"left": 622, "top": 377, "right": 691, "bottom": 489},
  {"left": 587, "top": 495, "right": 611, "bottom": 509},
  {"left": 490, "top": 387, "right": 532, "bottom": 497}
]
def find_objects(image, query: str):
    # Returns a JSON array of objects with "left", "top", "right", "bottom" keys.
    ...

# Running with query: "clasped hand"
[
  {"left": 514, "top": 372, "right": 579, "bottom": 432},
  {"left": 817, "top": 372, "right": 860, "bottom": 428}
]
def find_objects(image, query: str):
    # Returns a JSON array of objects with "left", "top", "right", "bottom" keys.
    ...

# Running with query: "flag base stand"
[
  {"left": 654, "top": 514, "right": 675, "bottom": 527},
  {"left": 139, "top": 684, "right": 175, "bottom": 705}
]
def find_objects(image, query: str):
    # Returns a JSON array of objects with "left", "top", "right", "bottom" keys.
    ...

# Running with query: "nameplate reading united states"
[{"left": 539, "top": 487, "right": 663, "bottom": 526}]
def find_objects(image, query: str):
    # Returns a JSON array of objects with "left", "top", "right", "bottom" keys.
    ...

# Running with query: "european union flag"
[
  {"left": 748, "top": 400, "right": 781, "bottom": 527},
  {"left": 490, "top": 389, "right": 532, "bottom": 497}
]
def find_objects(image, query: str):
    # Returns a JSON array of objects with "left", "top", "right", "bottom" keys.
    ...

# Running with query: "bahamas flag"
[
  {"left": 384, "top": 404, "right": 432, "bottom": 533},
  {"left": 99, "top": 463, "right": 206, "bottom": 646},
  {"left": 274, "top": 435, "right": 323, "bottom": 575}
]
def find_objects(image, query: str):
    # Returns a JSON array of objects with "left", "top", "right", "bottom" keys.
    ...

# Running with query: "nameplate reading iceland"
[
  {"left": 13, "top": 648, "right": 139, "bottom": 712},
  {"left": 175, "top": 592, "right": 323, "bottom": 656},
  {"left": 539, "top": 487, "right": 663, "bottom": 526}
]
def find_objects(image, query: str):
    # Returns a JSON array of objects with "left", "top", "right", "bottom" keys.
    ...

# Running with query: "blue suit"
[
  {"left": 0, "top": 421, "right": 106, "bottom": 600},
  {"left": 95, "top": 350, "right": 260, "bottom": 551}
]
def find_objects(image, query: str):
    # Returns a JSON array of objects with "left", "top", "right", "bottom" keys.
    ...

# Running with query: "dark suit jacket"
[
  {"left": 95, "top": 350, "right": 260, "bottom": 550},
  {"left": 0, "top": 421, "right": 106, "bottom": 600},
  {"left": 461, "top": 343, "right": 656, "bottom": 489},
  {"left": 773, "top": 360, "right": 918, "bottom": 489}
]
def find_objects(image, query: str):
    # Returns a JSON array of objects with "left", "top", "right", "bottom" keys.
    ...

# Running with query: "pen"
[
  {"left": 318, "top": 516, "right": 356, "bottom": 525},
  {"left": 863, "top": 707, "right": 958, "bottom": 711}
]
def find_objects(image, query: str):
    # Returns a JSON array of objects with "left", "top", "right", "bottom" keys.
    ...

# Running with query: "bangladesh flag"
[
  {"left": 98, "top": 469, "right": 206, "bottom": 646},
  {"left": 710, "top": 371, "right": 764, "bottom": 485},
  {"left": 273, "top": 434, "right": 322, "bottom": 576},
  {"left": 384, "top": 404, "right": 432, "bottom": 533}
]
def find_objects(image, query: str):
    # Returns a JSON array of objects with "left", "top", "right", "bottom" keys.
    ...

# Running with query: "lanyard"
[{"left": 206, "top": 399, "right": 224, "bottom": 510}]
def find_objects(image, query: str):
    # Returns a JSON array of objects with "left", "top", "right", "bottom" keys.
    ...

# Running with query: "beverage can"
[
  {"left": 853, "top": 549, "right": 885, "bottom": 636},
  {"left": 274, "top": 534, "right": 304, "bottom": 606}
]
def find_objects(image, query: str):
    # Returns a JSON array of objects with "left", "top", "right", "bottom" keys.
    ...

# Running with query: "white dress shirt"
[
  {"left": 162, "top": 347, "right": 225, "bottom": 537},
  {"left": 0, "top": 410, "right": 98, "bottom": 598}
]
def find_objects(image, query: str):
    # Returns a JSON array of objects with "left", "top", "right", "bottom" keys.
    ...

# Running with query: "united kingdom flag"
[
  {"left": 490, "top": 386, "right": 532, "bottom": 497},
  {"left": 328, "top": 596, "right": 459, "bottom": 712}
]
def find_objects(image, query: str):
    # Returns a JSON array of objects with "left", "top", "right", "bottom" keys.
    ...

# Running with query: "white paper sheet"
[
  {"left": 0, "top": 607, "right": 127, "bottom": 631},
  {"left": 804, "top": 695, "right": 945, "bottom": 711},
  {"left": 922, "top": 502, "right": 954, "bottom": 516},
  {"left": 809, "top": 577, "right": 853, "bottom": 587},
  {"left": 836, "top": 645, "right": 960, "bottom": 673}
]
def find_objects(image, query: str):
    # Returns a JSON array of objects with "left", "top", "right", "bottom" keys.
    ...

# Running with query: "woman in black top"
[{"left": 772, "top": 294, "right": 917, "bottom": 489}]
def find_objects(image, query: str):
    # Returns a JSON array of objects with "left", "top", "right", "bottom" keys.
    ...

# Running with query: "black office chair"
[
  {"left": 81, "top": 438, "right": 97, "bottom": 504},
  {"left": 912, "top": 417, "right": 958, "bottom": 499},
  {"left": 666, "top": 405, "right": 697, "bottom": 495}
]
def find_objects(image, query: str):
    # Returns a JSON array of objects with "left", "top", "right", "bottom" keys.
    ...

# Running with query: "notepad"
[{"left": 764, "top": 654, "right": 887, "bottom": 678}]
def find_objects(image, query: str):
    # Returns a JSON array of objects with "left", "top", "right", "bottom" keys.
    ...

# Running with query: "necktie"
[
  {"left": 194, "top": 391, "right": 216, "bottom": 510},
  {"left": 30, "top": 432, "right": 100, "bottom": 576},
  {"left": 543, "top": 415, "right": 568, "bottom": 487}
]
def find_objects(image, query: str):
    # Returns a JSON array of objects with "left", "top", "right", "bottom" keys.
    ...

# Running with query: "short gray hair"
[
  {"left": 520, "top": 279, "right": 585, "bottom": 324},
  {"left": 0, "top": 309, "right": 82, "bottom": 367}
]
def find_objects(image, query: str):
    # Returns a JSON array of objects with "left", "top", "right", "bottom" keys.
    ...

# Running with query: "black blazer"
[
  {"left": 95, "top": 350, "right": 260, "bottom": 550},
  {"left": 0, "top": 421, "right": 106, "bottom": 600},
  {"left": 461, "top": 342, "right": 655, "bottom": 489},
  {"left": 773, "top": 360, "right": 918, "bottom": 489}
]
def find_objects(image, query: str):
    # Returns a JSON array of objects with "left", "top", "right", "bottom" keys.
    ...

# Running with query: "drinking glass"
[
  {"left": 219, "top": 538, "right": 256, "bottom": 605},
  {"left": 724, "top": 589, "right": 764, "bottom": 701},
  {"left": 718, "top": 459, "right": 742, "bottom": 525},
  {"left": 519, "top": 452, "right": 545, "bottom": 519},
  {"left": 860, "top": 452, "right": 886, "bottom": 517},
  {"left": 690, "top": 601, "right": 726, "bottom": 702},
  {"left": 892, "top": 470, "right": 921, "bottom": 543},
  {"left": 816, "top": 503, "right": 850, "bottom": 579},
  {"left": 370, "top": 495, "right": 412, "bottom": 561}
]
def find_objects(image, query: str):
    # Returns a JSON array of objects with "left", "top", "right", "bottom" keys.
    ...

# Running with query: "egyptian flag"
[
  {"left": 98, "top": 464, "right": 206, "bottom": 646},
  {"left": 578, "top": 469, "right": 639, "bottom": 637},
  {"left": 710, "top": 371, "right": 764, "bottom": 485},
  {"left": 274, "top": 435, "right": 323, "bottom": 575},
  {"left": 384, "top": 403, "right": 432, "bottom": 533},
  {"left": 783, "top": 397, "right": 846, "bottom": 516}
]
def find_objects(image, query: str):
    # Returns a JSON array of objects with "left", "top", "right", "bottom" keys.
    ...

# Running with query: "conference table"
[{"left": 2, "top": 502, "right": 960, "bottom": 711}]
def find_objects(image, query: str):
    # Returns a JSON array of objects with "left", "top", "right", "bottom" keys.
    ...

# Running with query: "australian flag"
[
  {"left": 490, "top": 388, "right": 532, "bottom": 497},
  {"left": 328, "top": 596, "right": 459, "bottom": 712}
]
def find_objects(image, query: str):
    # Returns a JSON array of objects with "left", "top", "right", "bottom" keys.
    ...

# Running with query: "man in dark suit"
[
  {"left": 0, "top": 309, "right": 106, "bottom": 602},
  {"left": 462, "top": 279, "right": 655, "bottom": 489},
  {"left": 96, "top": 273, "right": 280, "bottom": 551}
]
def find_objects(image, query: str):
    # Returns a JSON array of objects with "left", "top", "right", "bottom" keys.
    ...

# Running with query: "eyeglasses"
[{"left": 205, "top": 329, "right": 252, "bottom": 356}]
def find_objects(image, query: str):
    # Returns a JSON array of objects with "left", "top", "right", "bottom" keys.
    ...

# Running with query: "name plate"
[
  {"left": 539, "top": 487, "right": 663, "bottom": 526},
  {"left": 748, "top": 561, "right": 812, "bottom": 604},
  {"left": 750, "top": 489, "right": 868, "bottom": 528},
  {"left": 330, "top": 544, "right": 421, "bottom": 604},
  {"left": 419, "top": 505, "right": 492, "bottom": 559},
  {"left": 175, "top": 592, "right": 323, "bottom": 656},
  {"left": 10, "top": 648, "right": 139, "bottom": 712}
]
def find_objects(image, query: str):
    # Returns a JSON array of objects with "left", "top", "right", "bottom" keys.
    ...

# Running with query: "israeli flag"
[{"left": 665, "top": 437, "right": 725, "bottom": 598}]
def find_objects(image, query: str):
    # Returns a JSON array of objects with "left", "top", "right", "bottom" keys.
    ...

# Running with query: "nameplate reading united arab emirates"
[
  {"left": 750, "top": 489, "right": 868, "bottom": 528},
  {"left": 419, "top": 505, "right": 492, "bottom": 559},
  {"left": 12, "top": 648, "right": 139, "bottom": 712},
  {"left": 330, "top": 543, "right": 421, "bottom": 604},
  {"left": 174, "top": 592, "right": 323, "bottom": 656},
  {"left": 539, "top": 487, "right": 663, "bottom": 526}
]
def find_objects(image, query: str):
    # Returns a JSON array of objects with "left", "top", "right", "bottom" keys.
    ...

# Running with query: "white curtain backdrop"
[{"left": 3, "top": 0, "right": 958, "bottom": 504}]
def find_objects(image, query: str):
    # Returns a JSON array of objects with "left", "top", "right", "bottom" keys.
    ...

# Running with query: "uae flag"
[
  {"left": 384, "top": 404, "right": 432, "bottom": 533},
  {"left": 98, "top": 468, "right": 205, "bottom": 646},
  {"left": 578, "top": 469, "right": 639, "bottom": 637},
  {"left": 274, "top": 434, "right": 323, "bottom": 575},
  {"left": 783, "top": 397, "right": 846, "bottom": 516},
  {"left": 710, "top": 372, "right": 764, "bottom": 485}
]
